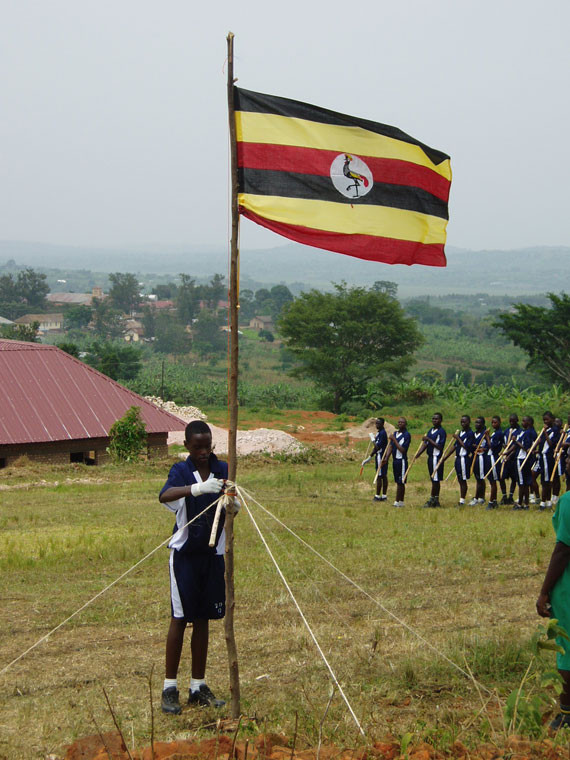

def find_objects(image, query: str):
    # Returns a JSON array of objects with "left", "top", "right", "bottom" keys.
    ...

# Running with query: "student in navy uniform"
[
  {"left": 551, "top": 417, "right": 565, "bottom": 506},
  {"left": 556, "top": 415, "right": 570, "bottom": 496},
  {"left": 500, "top": 414, "right": 521, "bottom": 504},
  {"left": 415, "top": 412, "right": 447, "bottom": 508},
  {"left": 538, "top": 411, "right": 561, "bottom": 511},
  {"left": 484, "top": 415, "right": 504, "bottom": 510},
  {"left": 442, "top": 415, "right": 475, "bottom": 506},
  {"left": 512, "top": 415, "right": 537, "bottom": 510},
  {"left": 158, "top": 420, "right": 231, "bottom": 714},
  {"left": 469, "top": 416, "right": 488, "bottom": 506},
  {"left": 361, "top": 417, "right": 389, "bottom": 502},
  {"left": 387, "top": 417, "right": 411, "bottom": 508}
]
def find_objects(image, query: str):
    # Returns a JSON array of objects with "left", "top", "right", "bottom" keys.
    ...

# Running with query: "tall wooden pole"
[{"left": 225, "top": 31, "right": 241, "bottom": 719}]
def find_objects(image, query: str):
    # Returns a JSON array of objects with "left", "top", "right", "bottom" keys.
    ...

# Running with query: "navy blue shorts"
[
  {"left": 516, "top": 458, "right": 533, "bottom": 486},
  {"left": 538, "top": 453, "right": 556, "bottom": 483},
  {"left": 170, "top": 550, "right": 225, "bottom": 622},
  {"left": 485, "top": 453, "right": 501, "bottom": 482},
  {"left": 455, "top": 455, "right": 472, "bottom": 481},
  {"left": 392, "top": 458, "right": 407, "bottom": 484},
  {"left": 427, "top": 454, "right": 444, "bottom": 482},
  {"left": 375, "top": 452, "right": 388, "bottom": 478},
  {"left": 502, "top": 457, "right": 517, "bottom": 481},
  {"left": 472, "top": 452, "right": 486, "bottom": 480}
]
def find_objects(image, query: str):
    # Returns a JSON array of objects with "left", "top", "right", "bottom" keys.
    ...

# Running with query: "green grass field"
[{"left": 0, "top": 441, "right": 562, "bottom": 759}]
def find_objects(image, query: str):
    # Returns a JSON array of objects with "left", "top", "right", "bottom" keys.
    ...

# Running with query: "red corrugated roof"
[{"left": 0, "top": 340, "right": 186, "bottom": 445}]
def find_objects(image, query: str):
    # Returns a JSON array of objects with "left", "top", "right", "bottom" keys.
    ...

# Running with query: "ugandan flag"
[{"left": 234, "top": 87, "right": 451, "bottom": 267}]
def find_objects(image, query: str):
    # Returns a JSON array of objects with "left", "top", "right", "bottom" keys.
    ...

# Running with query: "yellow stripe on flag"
[
  {"left": 239, "top": 193, "right": 448, "bottom": 244},
  {"left": 236, "top": 112, "right": 452, "bottom": 181}
]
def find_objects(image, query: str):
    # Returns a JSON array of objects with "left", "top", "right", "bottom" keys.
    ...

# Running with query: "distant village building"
[
  {"left": 47, "top": 287, "right": 105, "bottom": 306},
  {"left": 15, "top": 313, "right": 64, "bottom": 333},
  {"left": 124, "top": 319, "right": 144, "bottom": 343},
  {"left": 249, "top": 315, "right": 274, "bottom": 331},
  {"left": 0, "top": 340, "right": 185, "bottom": 468},
  {"left": 0, "top": 316, "right": 14, "bottom": 326}
]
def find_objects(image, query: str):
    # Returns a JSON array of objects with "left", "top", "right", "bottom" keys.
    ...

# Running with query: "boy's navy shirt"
[
  {"left": 473, "top": 430, "right": 486, "bottom": 453},
  {"left": 426, "top": 427, "right": 446, "bottom": 457},
  {"left": 541, "top": 424, "right": 561, "bottom": 455},
  {"left": 160, "top": 453, "right": 228, "bottom": 554},
  {"left": 489, "top": 429, "right": 504, "bottom": 456},
  {"left": 455, "top": 429, "right": 475, "bottom": 456},
  {"left": 504, "top": 425, "right": 521, "bottom": 446},
  {"left": 374, "top": 428, "right": 388, "bottom": 455},
  {"left": 393, "top": 430, "right": 411, "bottom": 459}
]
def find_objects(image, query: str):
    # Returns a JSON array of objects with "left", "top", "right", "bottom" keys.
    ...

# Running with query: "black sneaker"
[
  {"left": 432, "top": 498, "right": 441, "bottom": 507},
  {"left": 161, "top": 687, "right": 182, "bottom": 715},
  {"left": 485, "top": 501, "right": 497, "bottom": 510},
  {"left": 500, "top": 495, "right": 508, "bottom": 505},
  {"left": 550, "top": 712, "right": 570, "bottom": 731},
  {"left": 422, "top": 497, "right": 434, "bottom": 508},
  {"left": 512, "top": 502, "right": 522, "bottom": 510},
  {"left": 188, "top": 684, "right": 226, "bottom": 708}
]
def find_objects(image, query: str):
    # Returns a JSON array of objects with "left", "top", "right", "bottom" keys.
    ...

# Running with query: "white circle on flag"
[{"left": 330, "top": 153, "right": 373, "bottom": 199}]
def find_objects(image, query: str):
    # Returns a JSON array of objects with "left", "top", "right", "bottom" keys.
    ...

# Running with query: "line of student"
[{"left": 362, "top": 413, "right": 570, "bottom": 509}]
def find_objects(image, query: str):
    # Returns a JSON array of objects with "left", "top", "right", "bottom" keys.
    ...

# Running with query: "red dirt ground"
[{"left": 62, "top": 731, "right": 570, "bottom": 760}]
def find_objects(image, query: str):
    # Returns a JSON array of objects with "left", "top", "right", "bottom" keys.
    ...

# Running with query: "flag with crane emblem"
[{"left": 234, "top": 87, "right": 451, "bottom": 267}]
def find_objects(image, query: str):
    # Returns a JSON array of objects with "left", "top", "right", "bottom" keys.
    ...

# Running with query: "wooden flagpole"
[{"left": 225, "top": 30, "right": 241, "bottom": 719}]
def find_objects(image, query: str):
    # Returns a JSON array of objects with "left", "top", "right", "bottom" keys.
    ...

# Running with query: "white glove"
[
  {"left": 361, "top": 456, "right": 372, "bottom": 466},
  {"left": 369, "top": 433, "right": 376, "bottom": 442},
  {"left": 191, "top": 478, "right": 224, "bottom": 497}
]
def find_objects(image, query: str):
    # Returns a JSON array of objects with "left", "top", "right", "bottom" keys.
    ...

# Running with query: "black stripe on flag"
[
  {"left": 234, "top": 88, "right": 450, "bottom": 167},
  {"left": 239, "top": 168, "right": 449, "bottom": 219}
]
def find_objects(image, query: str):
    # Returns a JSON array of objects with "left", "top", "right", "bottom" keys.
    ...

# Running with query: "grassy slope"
[{"left": 0, "top": 450, "right": 556, "bottom": 758}]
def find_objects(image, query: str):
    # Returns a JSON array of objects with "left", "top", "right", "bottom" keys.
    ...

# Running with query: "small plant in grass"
[
  {"left": 108, "top": 406, "right": 147, "bottom": 462},
  {"left": 504, "top": 618, "right": 569, "bottom": 737}
]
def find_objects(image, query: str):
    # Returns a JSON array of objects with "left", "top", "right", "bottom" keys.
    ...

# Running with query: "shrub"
[{"left": 108, "top": 406, "right": 147, "bottom": 462}]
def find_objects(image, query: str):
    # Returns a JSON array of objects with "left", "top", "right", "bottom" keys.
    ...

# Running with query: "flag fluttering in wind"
[{"left": 234, "top": 87, "right": 451, "bottom": 267}]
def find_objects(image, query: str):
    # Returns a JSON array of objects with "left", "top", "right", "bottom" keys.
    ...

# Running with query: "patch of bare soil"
[{"left": 60, "top": 731, "right": 569, "bottom": 760}]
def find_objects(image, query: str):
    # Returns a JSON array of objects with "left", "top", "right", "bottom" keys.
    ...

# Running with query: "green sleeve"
[{"left": 555, "top": 493, "right": 570, "bottom": 546}]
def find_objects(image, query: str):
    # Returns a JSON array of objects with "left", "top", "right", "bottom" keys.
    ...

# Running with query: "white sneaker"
[
  {"left": 468, "top": 498, "right": 478, "bottom": 506},
  {"left": 458, "top": 498, "right": 465, "bottom": 505},
  {"left": 477, "top": 498, "right": 485, "bottom": 504},
  {"left": 529, "top": 495, "right": 536, "bottom": 504},
  {"left": 393, "top": 501, "right": 399, "bottom": 507},
  {"left": 553, "top": 495, "right": 559, "bottom": 505}
]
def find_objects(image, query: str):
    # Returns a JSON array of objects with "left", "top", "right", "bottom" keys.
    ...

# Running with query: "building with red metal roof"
[{"left": 0, "top": 339, "right": 186, "bottom": 467}]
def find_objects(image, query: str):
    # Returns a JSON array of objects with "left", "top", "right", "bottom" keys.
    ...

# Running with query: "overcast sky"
[{"left": 2, "top": 0, "right": 569, "bottom": 252}]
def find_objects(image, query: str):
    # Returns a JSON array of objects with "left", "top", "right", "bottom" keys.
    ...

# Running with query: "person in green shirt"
[{"left": 537, "top": 456, "right": 570, "bottom": 730}]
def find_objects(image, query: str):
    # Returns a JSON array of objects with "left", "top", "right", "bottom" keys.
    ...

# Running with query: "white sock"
[
  {"left": 546, "top": 501, "right": 552, "bottom": 508},
  {"left": 540, "top": 501, "right": 546, "bottom": 507},
  {"left": 190, "top": 678, "right": 206, "bottom": 693},
  {"left": 553, "top": 495, "right": 559, "bottom": 504},
  {"left": 164, "top": 678, "right": 177, "bottom": 691}
]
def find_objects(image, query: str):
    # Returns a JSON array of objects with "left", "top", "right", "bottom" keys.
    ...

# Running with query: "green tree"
[
  {"left": 176, "top": 274, "right": 198, "bottom": 324},
  {"left": 202, "top": 273, "right": 225, "bottom": 310},
  {"left": 494, "top": 293, "right": 570, "bottom": 388},
  {"left": 154, "top": 313, "right": 192, "bottom": 354},
  {"left": 0, "top": 322, "right": 40, "bottom": 342},
  {"left": 193, "top": 309, "right": 226, "bottom": 357},
  {"left": 141, "top": 305, "right": 156, "bottom": 338},
  {"left": 108, "top": 272, "right": 140, "bottom": 313},
  {"left": 372, "top": 280, "right": 398, "bottom": 298},
  {"left": 278, "top": 283, "right": 424, "bottom": 412},
  {"left": 86, "top": 341, "right": 142, "bottom": 381},
  {"left": 92, "top": 298, "right": 125, "bottom": 339},
  {"left": 16, "top": 268, "right": 49, "bottom": 309},
  {"left": 108, "top": 406, "right": 147, "bottom": 462},
  {"left": 57, "top": 341, "right": 80, "bottom": 358},
  {"left": 64, "top": 304, "right": 92, "bottom": 330}
]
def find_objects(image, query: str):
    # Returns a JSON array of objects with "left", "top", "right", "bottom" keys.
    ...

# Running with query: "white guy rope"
[
  {"left": 242, "top": 494, "right": 366, "bottom": 736},
  {"left": 0, "top": 490, "right": 230, "bottom": 677},
  {"left": 237, "top": 485, "right": 493, "bottom": 696}
]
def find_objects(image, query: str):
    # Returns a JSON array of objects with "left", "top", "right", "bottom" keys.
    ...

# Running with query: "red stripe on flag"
[
  {"left": 240, "top": 207, "right": 447, "bottom": 267},
  {"left": 238, "top": 143, "right": 450, "bottom": 202}
]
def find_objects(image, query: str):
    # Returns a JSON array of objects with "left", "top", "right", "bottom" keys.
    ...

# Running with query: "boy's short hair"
[
  {"left": 376, "top": 417, "right": 385, "bottom": 424},
  {"left": 185, "top": 420, "right": 212, "bottom": 442},
  {"left": 434, "top": 412, "right": 443, "bottom": 420}
]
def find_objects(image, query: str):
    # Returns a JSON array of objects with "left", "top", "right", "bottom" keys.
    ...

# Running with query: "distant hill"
[{"left": 0, "top": 240, "right": 568, "bottom": 297}]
